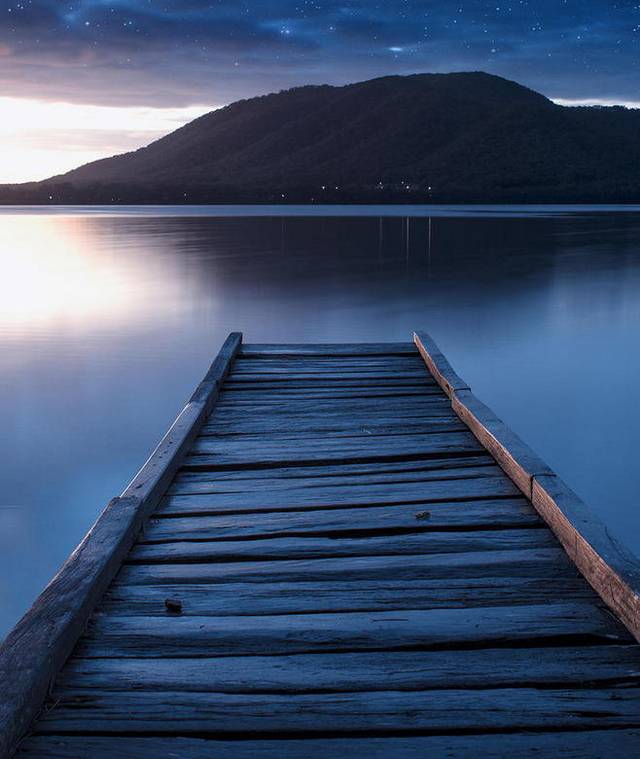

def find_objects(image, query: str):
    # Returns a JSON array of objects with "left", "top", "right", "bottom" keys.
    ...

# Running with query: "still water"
[{"left": 2, "top": 205, "right": 640, "bottom": 639}]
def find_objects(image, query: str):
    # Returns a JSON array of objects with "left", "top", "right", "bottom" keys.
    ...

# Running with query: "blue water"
[{"left": 1, "top": 205, "right": 640, "bottom": 638}]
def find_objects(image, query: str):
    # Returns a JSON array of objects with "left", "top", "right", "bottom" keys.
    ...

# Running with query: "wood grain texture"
[
  {"left": 0, "top": 496, "right": 142, "bottom": 759},
  {"left": 414, "top": 331, "right": 552, "bottom": 496},
  {"left": 101, "top": 575, "right": 595, "bottom": 616},
  {"left": 201, "top": 415, "right": 460, "bottom": 436},
  {"left": 0, "top": 333, "right": 242, "bottom": 758},
  {"left": 159, "top": 475, "right": 520, "bottom": 515},
  {"left": 451, "top": 389, "right": 554, "bottom": 498},
  {"left": 240, "top": 343, "right": 418, "bottom": 357},
  {"left": 74, "top": 603, "right": 629, "bottom": 658},
  {"left": 58, "top": 644, "right": 640, "bottom": 693},
  {"left": 123, "top": 333, "right": 242, "bottom": 506},
  {"left": 413, "top": 331, "right": 470, "bottom": 397},
  {"left": 172, "top": 454, "right": 496, "bottom": 483},
  {"left": 184, "top": 430, "right": 485, "bottom": 470},
  {"left": 9, "top": 336, "right": 640, "bottom": 757},
  {"left": 414, "top": 328, "right": 640, "bottom": 644},
  {"left": 533, "top": 474, "right": 640, "bottom": 642},
  {"left": 169, "top": 461, "right": 501, "bottom": 492},
  {"left": 114, "top": 547, "right": 578, "bottom": 586},
  {"left": 217, "top": 387, "right": 444, "bottom": 402},
  {"left": 35, "top": 686, "right": 640, "bottom": 734},
  {"left": 141, "top": 497, "right": 540, "bottom": 542},
  {"left": 17, "top": 731, "right": 640, "bottom": 759},
  {"left": 129, "top": 528, "right": 556, "bottom": 564}
]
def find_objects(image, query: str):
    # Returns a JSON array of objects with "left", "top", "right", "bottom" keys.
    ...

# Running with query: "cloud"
[
  {"left": 0, "top": 96, "right": 214, "bottom": 182},
  {"left": 0, "top": 1, "right": 638, "bottom": 107}
]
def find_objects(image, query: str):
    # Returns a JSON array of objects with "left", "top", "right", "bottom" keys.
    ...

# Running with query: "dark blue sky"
[{"left": 1, "top": 1, "right": 639, "bottom": 107}]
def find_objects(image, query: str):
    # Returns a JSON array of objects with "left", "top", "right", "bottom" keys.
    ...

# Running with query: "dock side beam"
[
  {"left": 0, "top": 332, "right": 242, "bottom": 758},
  {"left": 414, "top": 330, "right": 640, "bottom": 643}
]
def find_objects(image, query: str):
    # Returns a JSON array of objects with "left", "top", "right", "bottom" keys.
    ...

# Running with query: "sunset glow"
[
  {"left": 0, "top": 98, "right": 214, "bottom": 184},
  {"left": 0, "top": 215, "right": 135, "bottom": 326}
]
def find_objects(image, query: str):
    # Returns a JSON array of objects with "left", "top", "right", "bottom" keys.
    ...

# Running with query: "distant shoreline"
[{"left": 2, "top": 203, "right": 640, "bottom": 218}]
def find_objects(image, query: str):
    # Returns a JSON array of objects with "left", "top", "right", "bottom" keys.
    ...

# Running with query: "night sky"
[
  {"left": 1, "top": 1, "right": 639, "bottom": 182},
  {"left": 2, "top": 1, "right": 640, "bottom": 107}
]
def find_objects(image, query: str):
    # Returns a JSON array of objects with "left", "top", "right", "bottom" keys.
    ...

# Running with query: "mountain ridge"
[{"left": 2, "top": 72, "right": 640, "bottom": 203}]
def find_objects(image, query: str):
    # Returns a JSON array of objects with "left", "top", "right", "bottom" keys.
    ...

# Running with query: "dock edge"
[
  {"left": 0, "top": 332, "right": 243, "bottom": 758},
  {"left": 414, "top": 330, "right": 640, "bottom": 644}
]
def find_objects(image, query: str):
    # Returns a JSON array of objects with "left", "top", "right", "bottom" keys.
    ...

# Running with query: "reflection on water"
[{"left": 1, "top": 206, "right": 640, "bottom": 638}]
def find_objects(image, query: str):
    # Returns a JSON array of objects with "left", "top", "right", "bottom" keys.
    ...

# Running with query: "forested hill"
[{"left": 3, "top": 71, "right": 640, "bottom": 203}]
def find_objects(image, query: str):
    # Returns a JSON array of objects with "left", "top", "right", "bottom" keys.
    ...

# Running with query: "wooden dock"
[{"left": 3, "top": 332, "right": 640, "bottom": 757}]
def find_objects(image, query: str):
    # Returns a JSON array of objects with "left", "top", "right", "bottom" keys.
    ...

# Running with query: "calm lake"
[{"left": 2, "top": 204, "right": 640, "bottom": 639}]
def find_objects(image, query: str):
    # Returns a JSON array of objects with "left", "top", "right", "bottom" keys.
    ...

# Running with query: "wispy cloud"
[{"left": 0, "top": 1, "right": 638, "bottom": 107}]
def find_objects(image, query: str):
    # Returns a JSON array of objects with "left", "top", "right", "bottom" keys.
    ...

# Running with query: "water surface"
[{"left": 2, "top": 205, "right": 640, "bottom": 638}]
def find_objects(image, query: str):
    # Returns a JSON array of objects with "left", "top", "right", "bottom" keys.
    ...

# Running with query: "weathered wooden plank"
[
  {"left": 240, "top": 343, "right": 418, "bottom": 356},
  {"left": 17, "top": 732, "right": 640, "bottom": 759},
  {"left": 184, "top": 432, "right": 485, "bottom": 470},
  {"left": 115, "top": 548, "right": 577, "bottom": 586},
  {"left": 168, "top": 456, "right": 504, "bottom": 490},
  {"left": 169, "top": 463, "right": 502, "bottom": 495},
  {"left": 198, "top": 420, "right": 469, "bottom": 442},
  {"left": 228, "top": 365, "right": 431, "bottom": 376},
  {"left": 130, "top": 528, "right": 555, "bottom": 564},
  {"left": 233, "top": 356, "right": 425, "bottom": 367},
  {"left": 160, "top": 475, "right": 519, "bottom": 515},
  {"left": 413, "top": 331, "right": 470, "bottom": 397},
  {"left": 191, "top": 428, "right": 477, "bottom": 454},
  {"left": 202, "top": 415, "right": 461, "bottom": 436},
  {"left": 209, "top": 396, "right": 453, "bottom": 417},
  {"left": 231, "top": 364, "right": 427, "bottom": 375},
  {"left": 451, "top": 389, "right": 555, "bottom": 498},
  {"left": 18, "top": 731, "right": 640, "bottom": 759},
  {"left": 0, "top": 334, "right": 243, "bottom": 759},
  {"left": 57, "top": 645, "right": 640, "bottom": 693},
  {"left": 75, "top": 603, "right": 628, "bottom": 659},
  {"left": 223, "top": 379, "right": 437, "bottom": 391},
  {"left": 123, "top": 333, "right": 243, "bottom": 506},
  {"left": 102, "top": 576, "right": 595, "bottom": 617},
  {"left": 175, "top": 455, "right": 496, "bottom": 484},
  {"left": 227, "top": 363, "right": 432, "bottom": 374},
  {"left": 36, "top": 686, "right": 640, "bottom": 734},
  {"left": 414, "top": 331, "right": 553, "bottom": 497},
  {"left": 202, "top": 420, "right": 467, "bottom": 439},
  {"left": 218, "top": 387, "right": 443, "bottom": 401},
  {"left": 197, "top": 416, "right": 468, "bottom": 445},
  {"left": 211, "top": 395, "right": 452, "bottom": 414},
  {"left": 533, "top": 473, "right": 640, "bottom": 644},
  {"left": 414, "top": 329, "right": 640, "bottom": 644},
  {"left": 225, "top": 378, "right": 435, "bottom": 390},
  {"left": 142, "top": 497, "right": 539, "bottom": 542},
  {"left": 226, "top": 377, "right": 431, "bottom": 388},
  {"left": 229, "top": 370, "right": 430, "bottom": 378}
]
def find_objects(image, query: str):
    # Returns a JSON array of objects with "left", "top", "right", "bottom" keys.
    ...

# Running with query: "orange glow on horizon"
[{"left": 0, "top": 98, "right": 215, "bottom": 184}]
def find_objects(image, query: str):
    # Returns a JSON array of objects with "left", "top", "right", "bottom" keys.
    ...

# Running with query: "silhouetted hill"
[{"left": 3, "top": 72, "right": 640, "bottom": 203}]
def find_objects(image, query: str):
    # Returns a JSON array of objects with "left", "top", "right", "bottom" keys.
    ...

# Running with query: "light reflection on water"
[{"left": 1, "top": 206, "right": 640, "bottom": 638}]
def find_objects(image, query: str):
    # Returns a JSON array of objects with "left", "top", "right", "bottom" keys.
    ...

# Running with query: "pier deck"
[{"left": 3, "top": 333, "right": 640, "bottom": 757}]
